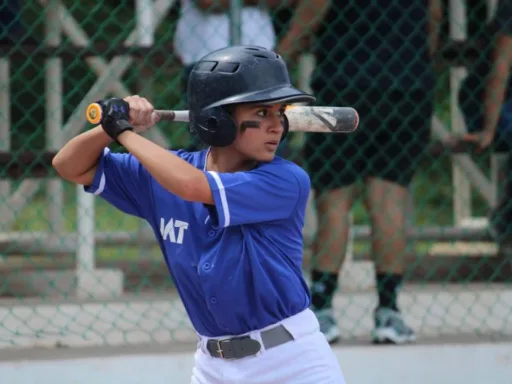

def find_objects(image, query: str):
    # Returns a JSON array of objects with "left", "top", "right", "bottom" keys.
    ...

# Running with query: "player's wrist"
[
  {"left": 114, "top": 127, "right": 136, "bottom": 146},
  {"left": 101, "top": 117, "right": 134, "bottom": 144}
]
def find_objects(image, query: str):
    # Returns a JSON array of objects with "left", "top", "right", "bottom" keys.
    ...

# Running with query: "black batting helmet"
[{"left": 187, "top": 45, "right": 316, "bottom": 147}]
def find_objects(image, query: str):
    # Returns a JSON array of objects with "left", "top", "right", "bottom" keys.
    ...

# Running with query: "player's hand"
[
  {"left": 460, "top": 129, "right": 495, "bottom": 154},
  {"left": 123, "top": 95, "right": 158, "bottom": 133},
  {"left": 98, "top": 97, "right": 134, "bottom": 142}
]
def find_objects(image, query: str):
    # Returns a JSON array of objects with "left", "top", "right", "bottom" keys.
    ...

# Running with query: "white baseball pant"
[{"left": 191, "top": 309, "right": 346, "bottom": 384}]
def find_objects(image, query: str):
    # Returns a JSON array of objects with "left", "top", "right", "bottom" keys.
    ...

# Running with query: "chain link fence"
[{"left": 0, "top": 0, "right": 511, "bottom": 350}]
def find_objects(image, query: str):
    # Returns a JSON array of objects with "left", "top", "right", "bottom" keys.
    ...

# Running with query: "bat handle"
[
  {"left": 86, "top": 102, "right": 103, "bottom": 125},
  {"left": 85, "top": 102, "right": 181, "bottom": 125}
]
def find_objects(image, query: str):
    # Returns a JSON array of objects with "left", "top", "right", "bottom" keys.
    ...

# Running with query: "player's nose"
[{"left": 268, "top": 115, "right": 284, "bottom": 134}]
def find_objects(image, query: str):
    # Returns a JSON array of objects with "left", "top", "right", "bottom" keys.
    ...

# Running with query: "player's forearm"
[
  {"left": 117, "top": 131, "right": 213, "bottom": 204},
  {"left": 52, "top": 126, "right": 113, "bottom": 180}
]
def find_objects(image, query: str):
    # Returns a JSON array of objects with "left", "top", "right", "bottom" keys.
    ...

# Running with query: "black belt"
[{"left": 205, "top": 324, "right": 294, "bottom": 360}]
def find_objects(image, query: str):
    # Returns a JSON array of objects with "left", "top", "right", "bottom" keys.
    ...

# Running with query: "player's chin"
[{"left": 257, "top": 146, "right": 278, "bottom": 162}]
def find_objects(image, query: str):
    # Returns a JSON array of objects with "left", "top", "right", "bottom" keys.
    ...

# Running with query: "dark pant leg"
[{"left": 363, "top": 88, "right": 433, "bottom": 187}]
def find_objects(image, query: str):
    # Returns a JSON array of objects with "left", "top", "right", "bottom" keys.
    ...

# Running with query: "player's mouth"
[{"left": 265, "top": 140, "right": 279, "bottom": 150}]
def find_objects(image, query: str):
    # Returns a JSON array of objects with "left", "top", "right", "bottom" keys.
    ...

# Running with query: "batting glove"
[{"left": 98, "top": 98, "right": 134, "bottom": 143}]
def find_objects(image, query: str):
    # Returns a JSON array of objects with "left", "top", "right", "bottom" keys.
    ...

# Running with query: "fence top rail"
[
  {"left": 0, "top": 39, "right": 480, "bottom": 65},
  {"left": 0, "top": 43, "right": 177, "bottom": 65}
]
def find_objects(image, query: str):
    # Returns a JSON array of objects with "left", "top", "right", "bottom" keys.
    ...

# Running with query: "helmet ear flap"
[{"left": 190, "top": 106, "right": 237, "bottom": 147}]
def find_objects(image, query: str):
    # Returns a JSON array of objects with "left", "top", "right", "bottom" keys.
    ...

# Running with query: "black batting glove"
[{"left": 98, "top": 98, "right": 134, "bottom": 143}]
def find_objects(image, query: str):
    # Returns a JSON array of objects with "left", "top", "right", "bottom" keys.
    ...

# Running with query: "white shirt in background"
[{"left": 174, "top": 0, "right": 277, "bottom": 65}]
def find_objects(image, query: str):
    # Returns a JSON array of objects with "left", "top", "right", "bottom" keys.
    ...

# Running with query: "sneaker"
[
  {"left": 372, "top": 307, "right": 416, "bottom": 344},
  {"left": 313, "top": 307, "right": 341, "bottom": 344}
]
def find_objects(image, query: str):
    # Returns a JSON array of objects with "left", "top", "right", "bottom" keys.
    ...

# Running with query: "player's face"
[{"left": 231, "top": 103, "right": 286, "bottom": 162}]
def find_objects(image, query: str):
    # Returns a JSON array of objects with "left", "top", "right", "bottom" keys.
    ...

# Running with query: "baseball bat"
[{"left": 86, "top": 103, "right": 359, "bottom": 133}]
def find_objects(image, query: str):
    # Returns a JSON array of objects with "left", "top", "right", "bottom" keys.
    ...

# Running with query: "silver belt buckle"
[{"left": 216, "top": 338, "right": 236, "bottom": 360}]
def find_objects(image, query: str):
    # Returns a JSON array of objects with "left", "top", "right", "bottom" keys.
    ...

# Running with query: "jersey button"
[
  {"left": 208, "top": 230, "right": 215, "bottom": 237},
  {"left": 210, "top": 297, "right": 217, "bottom": 304},
  {"left": 203, "top": 262, "right": 211, "bottom": 271}
]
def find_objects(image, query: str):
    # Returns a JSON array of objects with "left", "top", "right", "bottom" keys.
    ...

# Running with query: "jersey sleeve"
[
  {"left": 83, "top": 147, "right": 154, "bottom": 219},
  {"left": 204, "top": 161, "right": 311, "bottom": 228}
]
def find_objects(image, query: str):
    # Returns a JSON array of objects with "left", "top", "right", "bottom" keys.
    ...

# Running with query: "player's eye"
[{"left": 256, "top": 109, "right": 286, "bottom": 118}]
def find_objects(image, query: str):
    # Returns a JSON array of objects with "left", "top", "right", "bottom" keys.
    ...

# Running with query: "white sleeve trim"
[
  {"left": 94, "top": 173, "right": 106, "bottom": 195},
  {"left": 93, "top": 147, "right": 110, "bottom": 195},
  {"left": 207, "top": 171, "right": 230, "bottom": 227}
]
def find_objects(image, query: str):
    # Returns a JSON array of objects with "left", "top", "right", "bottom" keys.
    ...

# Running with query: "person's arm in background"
[
  {"left": 480, "top": 34, "right": 512, "bottom": 144},
  {"left": 428, "top": 0, "right": 443, "bottom": 58},
  {"left": 275, "top": 0, "right": 330, "bottom": 61},
  {"left": 463, "top": 1, "right": 512, "bottom": 151}
]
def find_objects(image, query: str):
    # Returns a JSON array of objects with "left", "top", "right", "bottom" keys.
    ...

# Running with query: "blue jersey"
[{"left": 84, "top": 147, "right": 312, "bottom": 337}]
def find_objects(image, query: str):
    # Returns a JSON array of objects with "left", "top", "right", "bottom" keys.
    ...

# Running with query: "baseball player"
[{"left": 52, "top": 45, "right": 346, "bottom": 383}]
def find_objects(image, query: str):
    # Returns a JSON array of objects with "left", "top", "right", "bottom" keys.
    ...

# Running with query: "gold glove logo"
[{"left": 160, "top": 218, "right": 189, "bottom": 244}]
